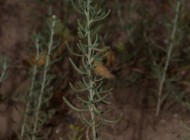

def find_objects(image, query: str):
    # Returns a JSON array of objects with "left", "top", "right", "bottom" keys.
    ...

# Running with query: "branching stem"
[
  {"left": 156, "top": 1, "right": 181, "bottom": 116},
  {"left": 32, "top": 16, "right": 56, "bottom": 140}
]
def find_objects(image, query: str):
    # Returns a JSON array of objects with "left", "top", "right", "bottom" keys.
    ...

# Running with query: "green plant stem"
[
  {"left": 32, "top": 16, "right": 56, "bottom": 140},
  {"left": 0, "top": 57, "right": 7, "bottom": 83},
  {"left": 20, "top": 37, "right": 40, "bottom": 139},
  {"left": 156, "top": 1, "right": 181, "bottom": 116},
  {"left": 86, "top": 1, "right": 97, "bottom": 139},
  {"left": 66, "top": 1, "right": 110, "bottom": 139}
]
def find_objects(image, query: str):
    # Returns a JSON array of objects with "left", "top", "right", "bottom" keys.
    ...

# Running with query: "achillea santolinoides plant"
[
  {"left": 32, "top": 15, "right": 56, "bottom": 140},
  {"left": 20, "top": 15, "right": 57, "bottom": 140},
  {"left": 20, "top": 35, "right": 40, "bottom": 140},
  {"left": 63, "top": 0, "right": 110, "bottom": 139},
  {"left": 156, "top": 0, "right": 182, "bottom": 116}
]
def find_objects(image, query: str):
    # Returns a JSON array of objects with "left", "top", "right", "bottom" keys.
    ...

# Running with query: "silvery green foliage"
[
  {"left": 63, "top": 0, "right": 111, "bottom": 139},
  {"left": 155, "top": 0, "right": 182, "bottom": 116},
  {"left": 20, "top": 15, "right": 58, "bottom": 140}
]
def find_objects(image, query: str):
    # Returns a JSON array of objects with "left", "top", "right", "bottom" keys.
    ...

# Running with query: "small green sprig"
[
  {"left": 155, "top": 0, "right": 182, "bottom": 116},
  {"left": 63, "top": 0, "right": 111, "bottom": 139},
  {"left": 0, "top": 57, "right": 8, "bottom": 84},
  {"left": 20, "top": 15, "right": 58, "bottom": 140},
  {"left": 20, "top": 35, "right": 40, "bottom": 140},
  {"left": 0, "top": 56, "right": 8, "bottom": 100},
  {"left": 32, "top": 15, "right": 57, "bottom": 140}
]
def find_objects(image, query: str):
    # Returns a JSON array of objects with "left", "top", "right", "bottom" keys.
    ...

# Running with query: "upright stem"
[
  {"left": 0, "top": 57, "right": 7, "bottom": 83},
  {"left": 67, "top": 0, "right": 109, "bottom": 139},
  {"left": 85, "top": 1, "right": 97, "bottom": 139},
  {"left": 20, "top": 37, "right": 40, "bottom": 139},
  {"left": 32, "top": 16, "right": 56, "bottom": 140},
  {"left": 156, "top": 1, "right": 181, "bottom": 116}
]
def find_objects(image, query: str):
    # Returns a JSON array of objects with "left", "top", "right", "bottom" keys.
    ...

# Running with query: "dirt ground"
[
  {"left": 101, "top": 88, "right": 190, "bottom": 140},
  {"left": 0, "top": 0, "right": 190, "bottom": 140}
]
